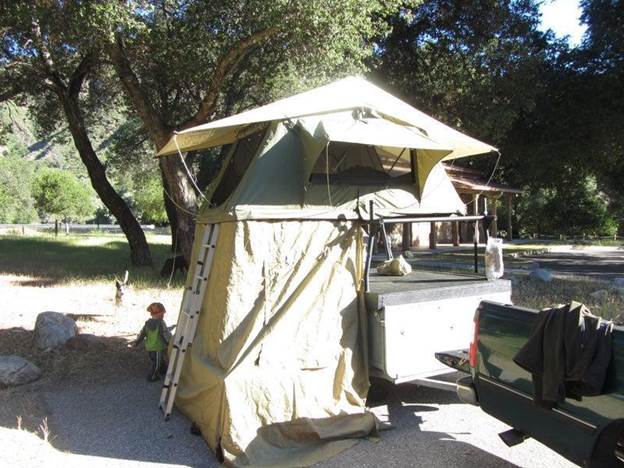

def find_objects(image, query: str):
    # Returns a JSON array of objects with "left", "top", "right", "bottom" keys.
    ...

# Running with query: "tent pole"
[
  {"left": 473, "top": 220, "right": 479, "bottom": 273},
  {"left": 364, "top": 201, "right": 375, "bottom": 292}
]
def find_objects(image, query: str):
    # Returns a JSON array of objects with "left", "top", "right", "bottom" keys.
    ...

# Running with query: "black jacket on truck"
[{"left": 514, "top": 301, "right": 614, "bottom": 407}]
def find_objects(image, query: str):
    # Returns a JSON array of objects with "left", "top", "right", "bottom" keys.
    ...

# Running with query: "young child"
[{"left": 133, "top": 302, "right": 172, "bottom": 382}]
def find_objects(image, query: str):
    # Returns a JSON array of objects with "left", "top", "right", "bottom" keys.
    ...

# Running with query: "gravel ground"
[
  {"left": 19, "top": 377, "right": 573, "bottom": 468},
  {"left": 319, "top": 382, "right": 575, "bottom": 468},
  {"left": 44, "top": 379, "right": 217, "bottom": 468}
]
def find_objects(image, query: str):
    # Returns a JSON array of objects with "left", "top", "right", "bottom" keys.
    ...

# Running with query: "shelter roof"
[{"left": 158, "top": 76, "right": 497, "bottom": 159}]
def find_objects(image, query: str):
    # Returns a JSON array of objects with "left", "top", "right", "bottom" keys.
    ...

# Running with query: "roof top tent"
[{"left": 157, "top": 77, "right": 507, "bottom": 466}]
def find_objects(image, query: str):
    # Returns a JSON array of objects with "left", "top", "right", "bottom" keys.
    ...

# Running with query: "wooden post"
[
  {"left": 491, "top": 196, "right": 498, "bottom": 238},
  {"left": 452, "top": 221, "right": 459, "bottom": 246},
  {"left": 402, "top": 222, "right": 412, "bottom": 251},
  {"left": 429, "top": 222, "right": 437, "bottom": 249},
  {"left": 506, "top": 193, "right": 513, "bottom": 241}
]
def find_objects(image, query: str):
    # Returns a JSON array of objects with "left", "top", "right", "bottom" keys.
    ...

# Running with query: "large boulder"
[
  {"left": 33, "top": 312, "right": 77, "bottom": 350},
  {"left": 589, "top": 289, "right": 609, "bottom": 304},
  {"left": 0, "top": 356, "right": 42, "bottom": 387}
]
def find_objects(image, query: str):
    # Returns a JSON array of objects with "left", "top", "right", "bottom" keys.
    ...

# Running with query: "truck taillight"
[{"left": 469, "top": 314, "right": 480, "bottom": 368}]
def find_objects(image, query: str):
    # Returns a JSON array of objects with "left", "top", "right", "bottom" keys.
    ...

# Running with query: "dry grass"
[
  {"left": 0, "top": 272, "right": 182, "bottom": 384},
  {"left": 512, "top": 275, "right": 624, "bottom": 321}
]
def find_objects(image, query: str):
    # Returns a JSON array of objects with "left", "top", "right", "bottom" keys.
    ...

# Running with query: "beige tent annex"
[{"left": 159, "top": 77, "right": 496, "bottom": 466}]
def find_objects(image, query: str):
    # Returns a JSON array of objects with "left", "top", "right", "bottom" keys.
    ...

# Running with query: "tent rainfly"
[{"left": 159, "top": 76, "right": 496, "bottom": 466}]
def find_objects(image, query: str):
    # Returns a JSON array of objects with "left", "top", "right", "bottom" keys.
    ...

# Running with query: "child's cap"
[{"left": 147, "top": 302, "right": 166, "bottom": 316}]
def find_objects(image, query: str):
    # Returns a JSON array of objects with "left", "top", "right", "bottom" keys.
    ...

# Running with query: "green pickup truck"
[{"left": 438, "top": 301, "right": 624, "bottom": 467}]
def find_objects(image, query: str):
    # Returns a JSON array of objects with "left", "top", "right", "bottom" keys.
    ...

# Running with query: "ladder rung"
[{"left": 161, "top": 223, "right": 219, "bottom": 421}]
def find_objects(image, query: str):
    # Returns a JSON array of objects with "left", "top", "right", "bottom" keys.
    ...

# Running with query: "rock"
[
  {"left": 377, "top": 256, "right": 412, "bottom": 276},
  {"left": 613, "top": 278, "right": 624, "bottom": 288},
  {"left": 610, "top": 287, "right": 624, "bottom": 298},
  {"left": 529, "top": 268, "right": 553, "bottom": 283},
  {"left": 589, "top": 290, "right": 609, "bottom": 304},
  {"left": 64, "top": 334, "right": 107, "bottom": 351},
  {"left": 33, "top": 312, "right": 77, "bottom": 350},
  {"left": 0, "top": 356, "right": 42, "bottom": 387}
]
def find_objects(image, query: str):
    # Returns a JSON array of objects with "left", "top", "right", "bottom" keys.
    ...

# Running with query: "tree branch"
[
  {"left": 30, "top": 20, "right": 67, "bottom": 90},
  {"left": 68, "top": 53, "right": 96, "bottom": 98},
  {"left": 107, "top": 35, "right": 171, "bottom": 147},
  {"left": 182, "top": 26, "right": 279, "bottom": 129}
]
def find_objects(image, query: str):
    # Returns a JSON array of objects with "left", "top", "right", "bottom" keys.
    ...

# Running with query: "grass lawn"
[{"left": 0, "top": 232, "right": 185, "bottom": 289}]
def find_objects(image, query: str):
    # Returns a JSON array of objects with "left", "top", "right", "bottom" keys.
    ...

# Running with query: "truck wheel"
[
  {"left": 367, "top": 377, "right": 392, "bottom": 404},
  {"left": 590, "top": 421, "right": 624, "bottom": 467}
]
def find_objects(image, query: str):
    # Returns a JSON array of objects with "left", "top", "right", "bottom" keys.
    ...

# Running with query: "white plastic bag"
[
  {"left": 485, "top": 237, "right": 504, "bottom": 280},
  {"left": 376, "top": 255, "right": 412, "bottom": 276}
]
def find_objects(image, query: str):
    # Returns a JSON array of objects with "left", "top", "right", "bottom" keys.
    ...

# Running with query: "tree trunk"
[
  {"left": 59, "top": 93, "right": 153, "bottom": 267},
  {"left": 156, "top": 152, "right": 197, "bottom": 264}
]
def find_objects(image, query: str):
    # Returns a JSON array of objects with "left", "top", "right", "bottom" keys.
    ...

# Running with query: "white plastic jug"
[{"left": 485, "top": 237, "right": 504, "bottom": 280}]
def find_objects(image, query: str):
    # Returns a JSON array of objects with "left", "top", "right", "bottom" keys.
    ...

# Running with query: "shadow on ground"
[
  {"left": 44, "top": 379, "right": 216, "bottom": 467},
  {"left": 0, "top": 326, "right": 216, "bottom": 466},
  {"left": 317, "top": 381, "right": 519, "bottom": 468}
]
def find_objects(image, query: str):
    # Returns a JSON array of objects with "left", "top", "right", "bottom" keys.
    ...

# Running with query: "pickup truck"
[{"left": 439, "top": 301, "right": 624, "bottom": 467}]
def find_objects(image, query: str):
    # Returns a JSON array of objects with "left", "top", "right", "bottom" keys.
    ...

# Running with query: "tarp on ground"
[{"left": 176, "top": 220, "right": 375, "bottom": 466}]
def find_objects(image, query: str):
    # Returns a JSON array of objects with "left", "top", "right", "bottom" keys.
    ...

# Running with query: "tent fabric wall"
[
  {"left": 163, "top": 78, "right": 495, "bottom": 466},
  {"left": 196, "top": 122, "right": 466, "bottom": 224},
  {"left": 176, "top": 219, "right": 376, "bottom": 466}
]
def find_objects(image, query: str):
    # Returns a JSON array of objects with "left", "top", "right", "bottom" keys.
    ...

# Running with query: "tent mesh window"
[
  {"left": 210, "top": 129, "right": 267, "bottom": 206},
  {"left": 309, "top": 142, "right": 412, "bottom": 186}
]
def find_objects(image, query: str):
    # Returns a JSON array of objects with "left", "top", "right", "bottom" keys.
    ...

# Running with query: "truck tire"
[
  {"left": 367, "top": 377, "right": 393, "bottom": 404},
  {"left": 590, "top": 420, "right": 624, "bottom": 467}
]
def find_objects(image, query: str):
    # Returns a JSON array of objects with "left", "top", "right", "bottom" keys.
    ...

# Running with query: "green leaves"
[
  {"left": 32, "top": 167, "right": 95, "bottom": 222},
  {"left": 0, "top": 153, "right": 37, "bottom": 223}
]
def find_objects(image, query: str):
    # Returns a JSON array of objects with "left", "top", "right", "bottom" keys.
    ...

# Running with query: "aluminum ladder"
[{"left": 159, "top": 223, "right": 219, "bottom": 420}]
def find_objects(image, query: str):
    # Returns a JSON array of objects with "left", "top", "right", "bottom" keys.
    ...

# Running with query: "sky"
[{"left": 539, "top": 0, "right": 587, "bottom": 46}]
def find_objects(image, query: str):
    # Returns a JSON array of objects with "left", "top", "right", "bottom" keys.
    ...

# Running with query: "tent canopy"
[{"left": 158, "top": 76, "right": 496, "bottom": 159}]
